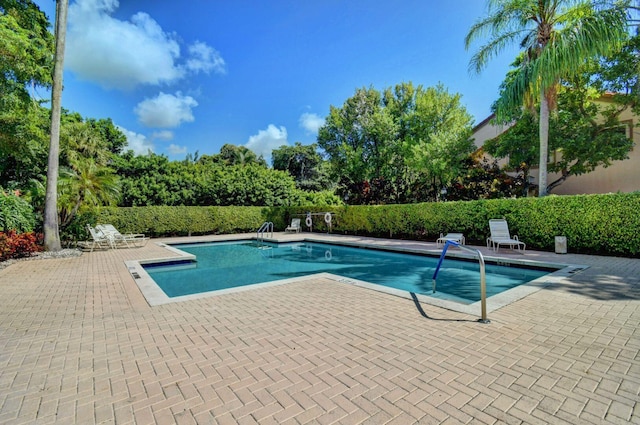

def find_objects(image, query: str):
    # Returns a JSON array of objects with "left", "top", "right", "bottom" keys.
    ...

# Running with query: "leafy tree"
[
  {"left": 318, "top": 83, "right": 474, "bottom": 204},
  {"left": 466, "top": 0, "right": 628, "bottom": 196},
  {"left": 484, "top": 112, "right": 538, "bottom": 185},
  {"left": 447, "top": 151, "right": 526, "bottom": 200},
  {"left": 114, "top": 152, "right": 308, "bottom": 207},
  {"left": 595, "top": 31, "right": 639, "bottom": 114},
  {"left": 199, "top": 164, "right": 300, "bottom": 206},
  {"left": 486, "top": 85, "right": 635, "bottom": 193},
  {"left": 0, "top": 0, "right": 53, "bottom": 104},
  {"left": 0, "top": 103, "right": 50, "bottom": 188},
  {"left": 547, "top": 87, "right": 634, "bottom": 191},
  {"left": 272, "top": 142, "right": 331, "bottom": 191},
  {"left": 114, "top": 153, "right": 199, "bottom": 206},
  {"left": 391, "top": 83, "right": 475, "bottom": 200},
  {"left": 0, "top": 1, "right": 53, "bottom": 191},
  {"left": 318, "top": 87, "right": 399, "bottom": 204},
  {"left": 218, "top": 144, "right": 267, "bottom": 167}
]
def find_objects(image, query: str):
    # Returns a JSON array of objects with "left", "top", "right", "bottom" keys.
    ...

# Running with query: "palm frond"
[
  {"left": 468, "top": 29, "right": 530, "bottom": 73},
  {"left": 532, "top": 6, "right": 629, "bottom": 89}
]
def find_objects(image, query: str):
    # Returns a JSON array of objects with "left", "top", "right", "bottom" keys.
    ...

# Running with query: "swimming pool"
[{"left": 144, "top": 241, "right": 552, "bottom": 304}]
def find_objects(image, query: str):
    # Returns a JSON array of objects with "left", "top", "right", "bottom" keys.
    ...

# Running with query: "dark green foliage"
[
  {"left": 114, "top": 152, "right": 323, "bottom": 208},
  {"left": 93, "top": 206, "right": 272, "bottom": 237},
  {"left": 272, "top": 142, "right": 332, "bottom": 192},
  {"left": 447, "top": 153, "right": 527, "bottom": 200},
  {"left": 296, "top": 193, "right": 640, "bottom": 257},
  {"left": 318, "top": 83, "right": 475, "bottom": 204},
  {"left": 0, "top": 189, "right": 35, "bottom": 232},
  {"left": 71, "top": 193, "right": 640, "bottom": 257},
  {"left": 217, "top": 144, "right": 268, "bottom": 167}
]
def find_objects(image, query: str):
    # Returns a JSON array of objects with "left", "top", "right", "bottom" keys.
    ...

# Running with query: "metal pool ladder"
[
  {"left": 256, "top": 222, "right": 273, "bottom": 245},
  {"left": 432, "top": 240, "right": 490, "bottom": 324}
]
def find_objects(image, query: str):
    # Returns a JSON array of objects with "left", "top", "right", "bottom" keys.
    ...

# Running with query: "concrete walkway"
[{"left": 0, "top": 233, "right": 638, "bottom": 424}]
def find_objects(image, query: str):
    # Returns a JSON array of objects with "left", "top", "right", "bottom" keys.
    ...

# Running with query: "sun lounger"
[
  {"left": 80, "top": 225, "right": 113, "bottom": 252},
  {"left": 285, "top": 218, "right": 302, "bottom": 233},
  {"left": 96, "top": 224, "right": 149, "bottom": 248},
  {"left": 487, "top": 219, "right": 526, "bottom": 252},
  {"left": 436, "top": 233, "right": 465, "bottom": 247}
]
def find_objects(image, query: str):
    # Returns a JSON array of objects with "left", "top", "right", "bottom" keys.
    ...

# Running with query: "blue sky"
[{"left": 33, "top": 0, "right": 517, "bottom": 163}]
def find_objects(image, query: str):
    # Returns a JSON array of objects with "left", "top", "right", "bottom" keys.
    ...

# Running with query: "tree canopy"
[
  {"left": 272, "top": 142, "right": 331, "bottom": 192},
  {"left": 318, "top": 83, "right": 474, "bottom": 204}
]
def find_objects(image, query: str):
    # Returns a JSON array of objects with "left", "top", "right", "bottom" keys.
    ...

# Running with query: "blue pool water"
[{"left": 144, "top": 241, "right": 551, "bottom": 303}]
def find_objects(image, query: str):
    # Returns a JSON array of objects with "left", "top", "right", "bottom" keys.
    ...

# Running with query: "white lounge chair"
[
  {"left": 436, "top": 233, "right": 465, "bottom": 247},
  {"left": 285, "top": 218, "right": 302, "bottom": 233},
  {"left": 487, "top": 219, "right": 526, "bottom": 252},
  {"left": 80, "top": 224, "right": 113, "bottom": 252},
  {"left": 97, "top": 224, "right": 149, "bottom": 248}
]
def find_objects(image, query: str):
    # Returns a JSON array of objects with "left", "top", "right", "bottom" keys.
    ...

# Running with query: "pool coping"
[{"left": 125, "top": 237, "right": 588, "bottom": 319}]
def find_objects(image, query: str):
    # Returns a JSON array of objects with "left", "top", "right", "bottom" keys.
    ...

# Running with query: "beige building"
[{"left": 472, "top": 99, "right": 640, "bottom": 195}]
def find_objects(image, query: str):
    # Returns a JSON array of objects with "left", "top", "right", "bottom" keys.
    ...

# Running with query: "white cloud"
[
  {"left": 186, "top": 41, "right": 226, "bottom": 74},
  {"left": 167, "top": 144, "right": 188, "bottom": 155},
  {"left": 135, "top": 92, "right": 198, "bottom": 128},
  {"left": 151, "top": 130, "right": 174, "bottom": 141},
  {"left": 245, "top": 125, "right": 288, "bottom": 160},
  {"left": 117, "top": 125, "right": 154, "bottom": 155},
  {"left": 66, "top": 0, "right": 225, "bottom": 90},
  {"left": 299, "top": 112, "right": 325, "bottom": 134}
]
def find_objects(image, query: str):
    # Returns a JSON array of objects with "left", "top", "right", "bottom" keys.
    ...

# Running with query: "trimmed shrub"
[
  {"left": 0, "top": 231, "right": 42, "bottom": 261},
  {"left": 70, "top": 193, "right": 640, "bottom": 257},
  {"left": 93, "top": 206, "right": 276, "bottom": 237},
  {"left": 0, "top": 190, "right": 36, "bottom": 233},
  {"left": 290, "top": 193, "right": 640, "bottom": 256}
]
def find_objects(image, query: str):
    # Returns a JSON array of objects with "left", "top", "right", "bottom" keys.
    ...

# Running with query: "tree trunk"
[
  {"left": 43, "top": 0, "right": 69, "bottom": 251},
  {"left": 538, "top": 91, "right": 550, "bottom": 197}
]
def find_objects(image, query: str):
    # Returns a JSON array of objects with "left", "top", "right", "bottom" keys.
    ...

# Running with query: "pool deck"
[{"left": 0, "top": 233, "right": 638, "bottom": 424}]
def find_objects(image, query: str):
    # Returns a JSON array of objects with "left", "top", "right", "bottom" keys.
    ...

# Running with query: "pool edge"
[{"left": 125, "top": 238, "right": 588, "bottom": 319}]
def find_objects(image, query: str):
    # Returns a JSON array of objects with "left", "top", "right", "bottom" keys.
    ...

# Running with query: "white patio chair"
[
  {"left": 487, "top": 219, "right": 526, "bottom": 252},
  {"left": 97, "top": 224, "right": 149, "bottom": 248},
  {"left": 285, "top": 218, "right": 302, "bottom": 233},
  {"left": 436, "top": 233, "right": 465, "bottom": 247},
  {"left": 80, "top": 224, "right": 112, "bottom": 252}
]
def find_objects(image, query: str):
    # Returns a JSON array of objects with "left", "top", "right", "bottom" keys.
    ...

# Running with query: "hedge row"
[
  {"left": 91, "top": 206, "right": 284, "bottom": 237},
  {"left": 317, "top": 193, "right": 640, "bottom": 256},
  {"left": 78, "top": 193, "right": 640, "bottom": 257}
]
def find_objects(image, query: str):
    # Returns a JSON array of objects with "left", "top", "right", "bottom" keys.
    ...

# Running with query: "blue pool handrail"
[{"left": 432, "top": 240, "right": 489, "bottom": 323}]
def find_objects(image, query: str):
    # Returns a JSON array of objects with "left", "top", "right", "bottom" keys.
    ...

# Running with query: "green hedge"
[
  {"left": 282, "top": 193, "right": 640, "bottom": 257},
  {"left": 92, "top": 206, "right": 285, "bottom": 237},
  {"left": 75, "top": 193, "right": 640, "bottom": 257}
]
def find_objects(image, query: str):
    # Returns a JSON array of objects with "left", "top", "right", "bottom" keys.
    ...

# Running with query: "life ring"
[
  {"left": 325, "top": 250, "right": 332, "bottom": 261},
  {"left": 305, "top": 216, "right": 312, "bottom": 227},
  {"left": 324, "top": 212, "right": 332, "bottom": 224}
]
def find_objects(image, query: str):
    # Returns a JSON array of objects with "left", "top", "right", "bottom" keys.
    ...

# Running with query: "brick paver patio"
[{"left": 0, "top": 234, "right": 638, "bottom": 424}]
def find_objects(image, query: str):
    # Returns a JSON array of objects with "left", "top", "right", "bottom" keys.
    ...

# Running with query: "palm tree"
[
  {"left": 44, "top": 0, "right": 69, "bottom": 250},
  {"left": 465, "top": 0, "right": 628, "bottom": 196},
  {"left": 57, "top": 159, "right": 120, "bottom": 228}
]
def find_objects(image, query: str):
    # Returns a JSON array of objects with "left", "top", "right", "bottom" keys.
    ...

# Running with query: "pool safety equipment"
[
  {"left": 433, "top": 240, "right": 490, "bottom": 324},
  {"left": 303, "top": 212, "right": 334, "bottom": 233},
  {"left": 305, "top": 213, "right": 312, "bottom": 228}
]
